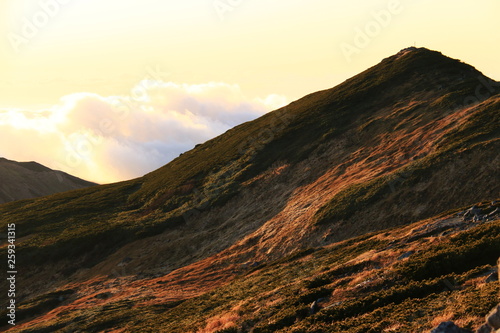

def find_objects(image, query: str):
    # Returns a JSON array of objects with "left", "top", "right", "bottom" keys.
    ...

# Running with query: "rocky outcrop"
[
  {"left": 432, "top": 257, "right": 500, "bottom": 333},
  {"left": 459, "top": 203, "right": 500, "bottom": 223},
  {"left": 431, "top": 321, "right": 471, "bottom": 333},
  {"left": 484, "top": 306, "right": 500, "bottom": 331},
  {"left": 474, "top": 258, "right": 500, "bottom": 333},
  {"left": 475, "top": 323, "right": 492, "bottom": 333}
]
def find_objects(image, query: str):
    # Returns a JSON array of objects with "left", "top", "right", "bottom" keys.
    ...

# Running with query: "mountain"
[
  {"left": 1, "top": 47, "right": 499, "bottom": 332},
  {"left": 0, "top": 157, "right": 97, "bottom": 204}
]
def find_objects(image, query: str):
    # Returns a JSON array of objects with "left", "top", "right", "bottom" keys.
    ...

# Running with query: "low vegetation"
[
  {"left": 1, "top": 48, "right": 499, "bottom": 332},
  {"left": 6, "top": 215, "right": 498, "bottom": 332}
]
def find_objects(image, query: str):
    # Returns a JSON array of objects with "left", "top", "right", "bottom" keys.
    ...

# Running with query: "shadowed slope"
[{"left": 0, "top": 158, "right": 96, "bottom": 204}]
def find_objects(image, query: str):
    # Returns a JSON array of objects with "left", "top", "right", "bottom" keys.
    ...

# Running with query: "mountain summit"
[{"left": 1, "top": 48, "right": 499, "bottom": 332}]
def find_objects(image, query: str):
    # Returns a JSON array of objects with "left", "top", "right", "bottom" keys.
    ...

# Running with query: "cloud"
[{"left": 0, "top": 81, "right": 287, "bottom": 184}]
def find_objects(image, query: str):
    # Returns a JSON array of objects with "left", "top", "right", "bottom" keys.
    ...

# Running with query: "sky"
[{"left": 0, "top": 0, "right": 499, "bottom": 183}]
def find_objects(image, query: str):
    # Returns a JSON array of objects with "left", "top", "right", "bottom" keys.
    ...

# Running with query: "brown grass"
[
  {"left": 383, "top": 323, "right": 403, "bottom": 332},
  {"left": 431, "top": 311, "right": 455, "bottom": 327},
  {"left": 195, "top": 312, "right": 240, "bottom": 333},
  {"left": 454, "top": 315, "right": 483, "bottom": 329}
]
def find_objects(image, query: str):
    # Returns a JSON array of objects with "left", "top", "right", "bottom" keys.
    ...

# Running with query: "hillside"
[
  {"left": 0, "top": 47, "right": 499, "bottom": 332},
  {"left": 7, "top": 203, "right": 499, "bottom": 332},
  {"left": 0, "top": 158, "right": 97, "bottom": 204}
]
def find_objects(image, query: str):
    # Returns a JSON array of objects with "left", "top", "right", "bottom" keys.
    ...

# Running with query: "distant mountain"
[
  {"left": 0, "top": 157, "right": 96, "bottom": 204},
  {"left": 0, "top": 48, "right": 499, "bottom": 332}
]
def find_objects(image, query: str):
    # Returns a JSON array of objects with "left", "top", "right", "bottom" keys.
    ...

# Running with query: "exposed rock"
[
  {"left": 487, "top": 306, "right": 500, "bottom": 330},
  {"left": 309, "top": 300, "right": 319, "bottom": 315},
  {"left": 461, "top": 203, "right": 500, "bottom": 223},
  {"left": 487, "top": 208, "right": 500, "bottom": 219},
  {"left": 473, "top": 258, "right": 500, "bottom": 331},
  {"left": 431, "top": 321, "right": 472, "bottom": 333},
  {"left": 463, "top": 206, "right": 482, "bottom": 221},
  {"left": 476, "top": 323, "right": 492, "bottom": 333},
  {"left": 485, "top": 272, "right": 498, "bottom": 283},
  {"left": 473, "top": 214, "right": 484, "bottom": 223},
  {"left": 323, "top": 301, "right": 343, "bottom": 310},
  {"left": 406, "top": 222, "right": 456, "bottom": 242},
  {"left": 398, "top": 251, "right": 414, "bottom": 260}
]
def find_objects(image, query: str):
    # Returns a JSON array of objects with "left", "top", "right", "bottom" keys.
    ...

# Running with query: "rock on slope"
[{"left": 0, "top": 157, "right": 96, "bottom": 204}]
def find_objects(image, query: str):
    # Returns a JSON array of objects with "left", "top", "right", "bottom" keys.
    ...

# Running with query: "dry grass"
[
  {"left": 196, "top": 312, "right": 240, "bottom": 333},
  {"left": 242, "top": 163, "right": 290, "bottom": 186},
  {"left": 455, "top": 315, "right": 483, "bottom": 330},
  {"left": 431, "top": 311, "right": 455, "bottom": 327},
  {"left": 463, "top": 277, "right": 488, "bottom": 289},
  {"left": 348, "top": 269, "right": 377, "bottom": 287},
  {"left": 383, "top": 323, "right": 403, "bottom": 332},
  {"left": 2, "top": 48, "right": 499, "bottom": 333}
]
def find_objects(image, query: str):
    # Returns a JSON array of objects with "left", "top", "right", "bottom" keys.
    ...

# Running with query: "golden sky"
[{"left": 1, "top": 0, "right": 499, "bottom": 183}]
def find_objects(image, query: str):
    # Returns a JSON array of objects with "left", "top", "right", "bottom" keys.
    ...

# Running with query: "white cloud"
[{"left": 0, "top": 81, "right": 287, "bottom": 184}]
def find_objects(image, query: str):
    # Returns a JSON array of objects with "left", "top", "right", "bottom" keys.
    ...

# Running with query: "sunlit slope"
[{"left": 0, "top": 49, "right": 498, "bottom": 328}]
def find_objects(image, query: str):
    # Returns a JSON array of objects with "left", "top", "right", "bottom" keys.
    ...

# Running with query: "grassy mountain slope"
[
  {"left": 0, "top": 158, "right": 96, "bottom": 204},
  {"left": 1, "top": 47, "right": 499, "bottom": 331},
  {"left": 4, "top": 203, "right": 500, "bottom": 332}
]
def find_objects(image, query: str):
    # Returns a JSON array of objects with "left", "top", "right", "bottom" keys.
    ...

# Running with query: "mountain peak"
[
  {"left": 379, "top": 46, "right": 479, "bottom": 78},
  {"left": 0, "top": 49, "right": 498, "bottom": 333},
  {"left": 395, "top": 45, "right": 420, "bottom": 56},
  {"left": 317, "top": 47, "right": 492, "bottom": 123}
]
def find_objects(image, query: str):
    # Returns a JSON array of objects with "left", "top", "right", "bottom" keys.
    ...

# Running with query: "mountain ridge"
[
  {"left": 1, "top": 47, "right": 499, "bottom": 332},
  {"left": 0, "top": 157, "right": 97, "bottom": 204}
]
